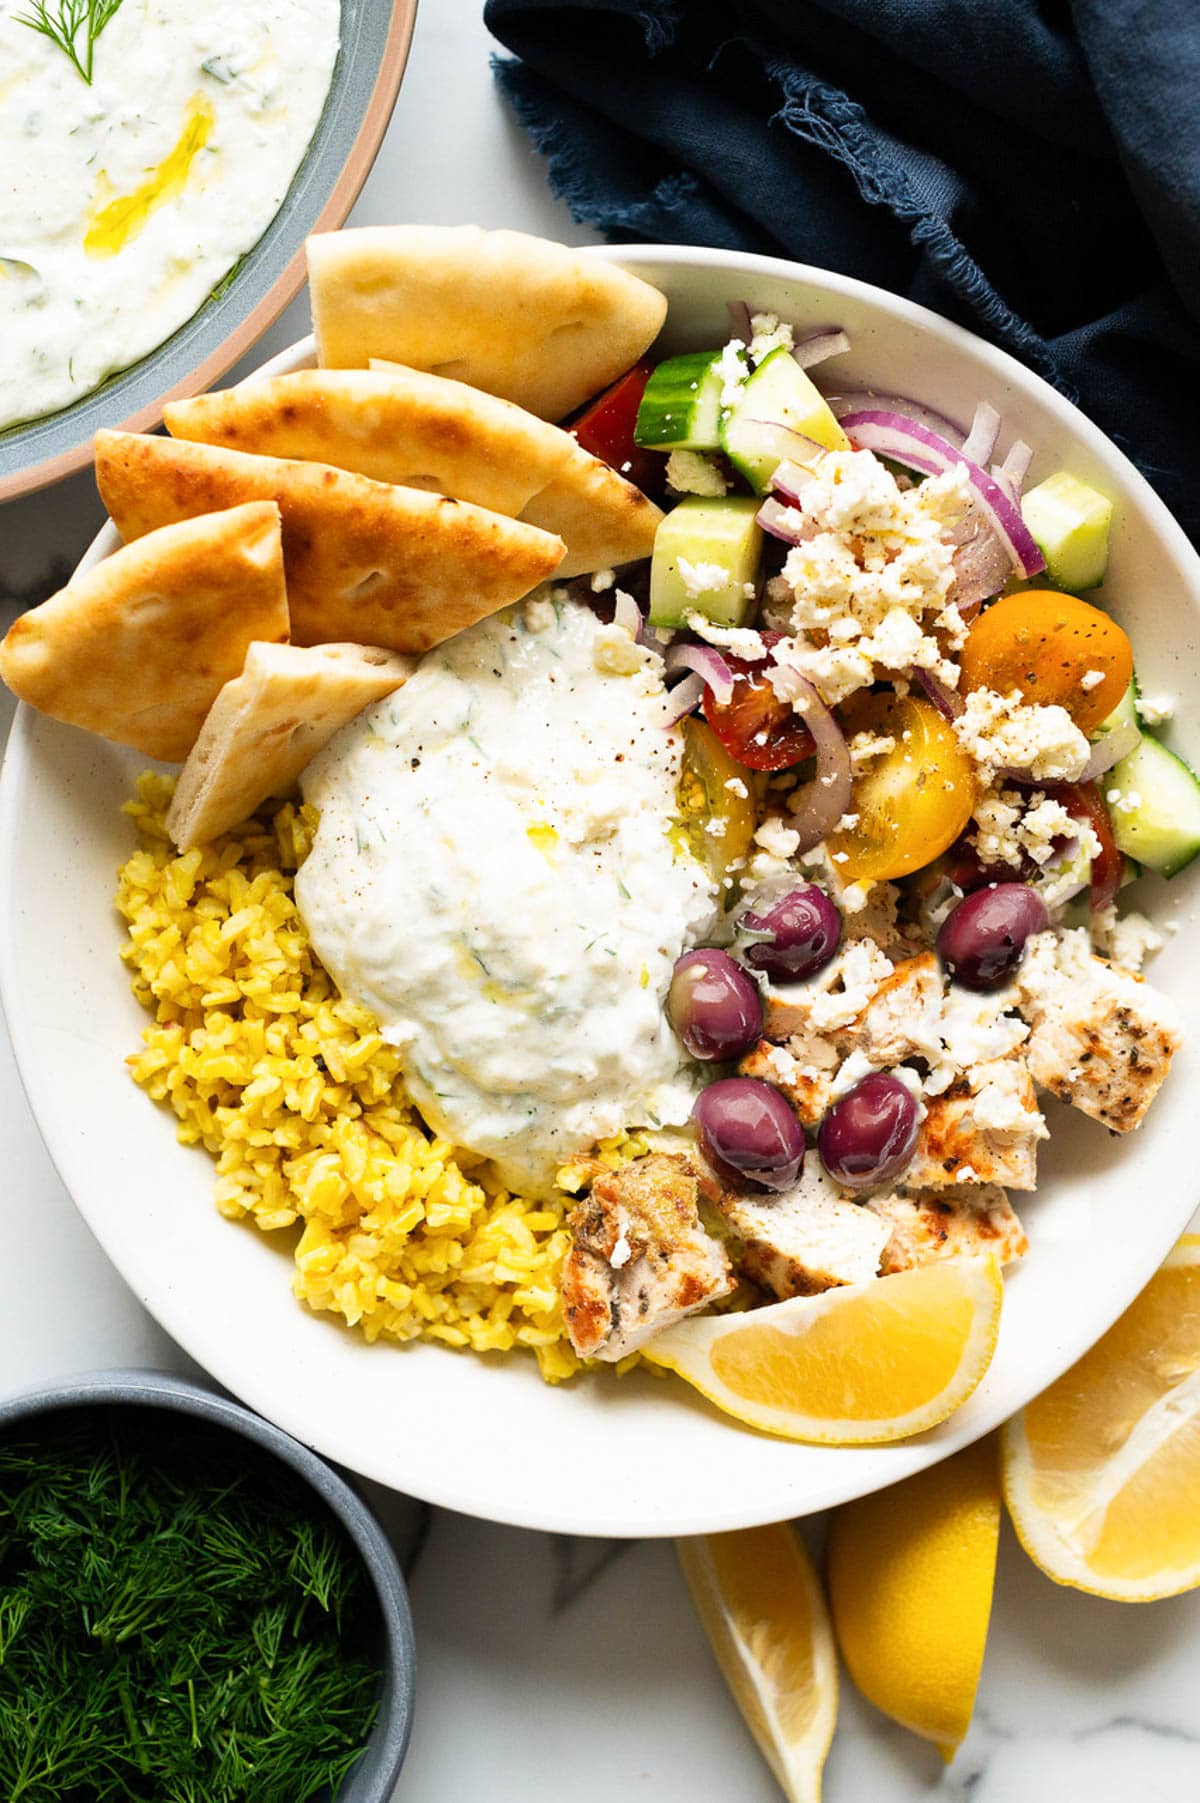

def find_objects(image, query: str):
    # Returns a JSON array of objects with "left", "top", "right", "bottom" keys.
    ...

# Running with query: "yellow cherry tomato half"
[
  {"left": 828, "top": 691, "right": 976, "bottom": 884},
  {"left": 958, "top": 589, "right": 1133, "bottom": 734},
  {"left": 676, "top": 716, "right": 762, "bottom": 883}
]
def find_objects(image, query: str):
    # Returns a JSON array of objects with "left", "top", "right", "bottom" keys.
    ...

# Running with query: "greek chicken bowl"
[{"left": 1, "top": 237, "right": 1198, "bottom": 1536}]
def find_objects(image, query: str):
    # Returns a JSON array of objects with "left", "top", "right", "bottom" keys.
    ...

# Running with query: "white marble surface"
[{"left": 0, "top": 1, "right": 1198, "bottom": 1798}]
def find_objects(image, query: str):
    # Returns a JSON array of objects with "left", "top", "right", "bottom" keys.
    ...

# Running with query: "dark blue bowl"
[{"left": 0, "top": 1368, "right": 416, "bottom": 1802}]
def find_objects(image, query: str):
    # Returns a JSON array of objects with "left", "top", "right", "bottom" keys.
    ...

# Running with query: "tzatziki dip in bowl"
[{"left": 0, "top": 0, "right": 416, "bottom": 499}]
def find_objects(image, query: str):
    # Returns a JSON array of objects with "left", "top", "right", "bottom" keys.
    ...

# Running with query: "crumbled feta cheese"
[
  {"left": 849, "top": 731, "right": 896, "bottom": 768},
  {"left": 724, "top": 776, "right": 750, "bottom": 799},
  {"left": 754, "top": 817, "right": 801, "bottom": 860},
  {"left": 768, "top": 449, "right": 970, "bottom": 703},
  {"left": 705, "top": 817, "right": 728, "bottom": 838},
  {"left": 1091, "top": 905, "right": 1163, "bottom": 973},
  {"left": 954, "top": 687, "right": 1090, "bottom": 782},
  {"left": 1138, "top": 692, "right": 1174, "bottom": 726},
  {"left": 841, "top": 881, "right": 872, "bottom": 915},
  {"left": 590, "top": 568, "right": 615, "bottom": 593},
  {"left": 807, "top": 939, "right": 895, "bottom": 1033},
  {"left": 1080, "top": 668, "right": 1105, "bottom": 691},
  {"left": 522, "top": 592, "right": 557, "bottom": 633},
  {"left": 836, "top": 813, "right": 860, "bottom": 832},
  {"left": 684, "top": 614, "right": 767, "bottom": 659},
  {"left": 1105, "top": 787, "right": 1142, "bottom": 816},
  {"left": 677, "top": 558, "right": 730, "bottom": 601},
  {"left": 829, "top": 1049, "right": 875, "bottom": 1100},
  {"left": 609, "top": 1228, "right": 632, "bottom": 1270},
  {"left": 924, "top": 985, "right": 1029, "bottom": 1094},
  {"left": 970, "top": 1061, "right": 1049, "bottom": 1138},
  {"left": 748, "top": 312, "right": 795, "bottom": 365},
  {"left": 592, "top": 623, "right": 653, "bottom": 675},
  {"left": 715, "top": 340, "right": 749, "bottom": 407},
  {"left": 666, "top": 449, "right": 729, "bottom": 497},
  {"left": 972, "top": 785, "right": 1079, "bottom": 869}
]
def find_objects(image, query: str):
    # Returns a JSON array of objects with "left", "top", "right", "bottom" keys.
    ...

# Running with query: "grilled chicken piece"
[
  {"left": 763, "top": 936, "right": 897, "bottom": 1043},
  {"left": 561, "top": 1154, "right": 733, "bottom": 1360},
  {"left": 707, "top": 1159, "right": 889, "bottom": 1298},
  {"left": 838, "top": 950, "right": 944, "bottom": 1066},
  {"left": 1016, "top": 930, "right": 1181, "bottom": 1132},
  {"left": 867, "top": 1183, "right": 1028, "bottom": 1273},
  {"left": 904, "top": 1059, "right": 1047, "bottom": 1191},
  {"left": 739, "top": 1036, "right": 836, "bottom": 1127}
]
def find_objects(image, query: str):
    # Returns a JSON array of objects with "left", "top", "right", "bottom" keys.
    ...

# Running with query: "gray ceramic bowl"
[
  {"left": 0, "top": 1369, "right": 416, "bottom": 1802},
  {"left": 0, "top": 0, "right": 418, "bottom": 504}
]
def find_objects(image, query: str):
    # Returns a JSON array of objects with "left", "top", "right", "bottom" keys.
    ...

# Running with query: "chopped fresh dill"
[
  {"left": 0, "top": 1412, "right": 381, "bottom": 1802},
  {"left": 14, "top": 0, "right": 126, "bottom": 85}
]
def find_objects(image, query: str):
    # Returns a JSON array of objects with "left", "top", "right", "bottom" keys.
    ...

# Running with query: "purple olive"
[
  {"left": 937, "top": 882, "right": 1049, "bottom": 991},
  {"left": 739, "top": 885, "right": 842, "bottom": 983},
  {"left": 669, "top": 949, "right": 762, "bottom": 1062},
  {"left": 818, "top": 1072, "right": 919, "bottom": 1190},
  {"left": 693, "top": 1078, "right": 805, "bottom": 1192}
]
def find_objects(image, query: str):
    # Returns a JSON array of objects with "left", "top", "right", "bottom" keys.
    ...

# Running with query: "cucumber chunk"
[
  {"left": 719, "top": 348, "right": 849, "bottom": 493},
  {"left": 1107, "top": 734, "right": 1200, "bottom": 878},
  {"left": 634, "top": 351, "right": 731, "bottom": 452},
  {"left": 1022, "top": 471, "right": 1113, "bottom": 592},
  {"left": 649, "top": 496, "right": 762, "bottom": 630},
  {"left": 1095, "top": 679, "right": 1138, "bottom": 737}
]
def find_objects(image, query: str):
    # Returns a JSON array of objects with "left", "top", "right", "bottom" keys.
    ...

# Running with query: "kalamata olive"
[
  {"left": 936, "top": 882, "right": 1049, "bottom": 991},
  {"left": 739, "top": 885, "right": 842, "bottom": 983},
  {"left": 668, "top": 949, "right": 763, "bottom": 1061},
  {"left": 693, "top": 1078, "right": 805, "bottom": 1192},
  {"left": 818, "top": 1072, "right": 919, "bottom": 1190}
]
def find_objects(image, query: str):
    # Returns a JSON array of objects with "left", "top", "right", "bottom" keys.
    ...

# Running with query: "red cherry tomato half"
[
  {"left": 1038, "top": 780, "right": 1124, "bottom": 913},
  {"left": 702, "top": 642, "right": 816, "bottom": 773},
  {"left": 568, "top": 362, "right": 664, "bottom": 496}
]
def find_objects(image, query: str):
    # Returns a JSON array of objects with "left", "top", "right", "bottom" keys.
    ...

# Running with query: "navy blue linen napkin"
[{"left": 486, "top": 0, "right": 1200, "bottom": 545}]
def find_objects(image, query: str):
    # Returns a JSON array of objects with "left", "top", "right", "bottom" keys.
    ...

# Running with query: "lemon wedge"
[
  {"left": 678, "top": 1524, "right": 837, "bottom": 1802},
  {"left": 826, "top": 1435, "right": 1001, "bottom": 1760},
  {"left": 1002, "top": 1233, "right": 1200, "bottom": 1601},
  {"left": 643, "top": 1257, "right": 1003, "bottom": 1443}
]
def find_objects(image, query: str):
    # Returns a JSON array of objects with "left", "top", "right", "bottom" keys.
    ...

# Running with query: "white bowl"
[{"left": 3, "top": 245, "right": 1199, "bottom": 1536}]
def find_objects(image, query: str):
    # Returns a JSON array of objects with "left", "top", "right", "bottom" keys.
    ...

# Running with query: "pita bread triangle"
[
  {"left": 166, "top": 640, "right": 413, "bottom": 848},
  {"left": 164, "top": 365, "right": 661, "bottom": 580},
  {"left": 306, "top": 224, "right": 667, "bottom": 422},
  {"left": 0, "top": 502, "right": 289, "bottom": 760},
  {"left": 94, "top": 430, "right": 565, "bottom": 653}
]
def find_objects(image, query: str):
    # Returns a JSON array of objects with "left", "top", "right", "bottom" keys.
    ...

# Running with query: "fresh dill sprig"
[
  {"left": 0, "top": 1414, "right": 381, "bottom": 1802},
  {"left": 14, "top": 0, "right": 126, "bottom": 86}
]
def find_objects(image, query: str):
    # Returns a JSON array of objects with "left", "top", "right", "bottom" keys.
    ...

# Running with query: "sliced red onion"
[
  {"left": 767, "top": 666, "right": 853, "bottom": 852},
  {"left": 837, "top": 410, "right": 1047, "bottom": 579},
  {"left": 826, "top": 390, "right": 966, "bottom": 445},
  {"left": 913, "top": 667, "right": 965, "bottom": 721},
  {"left": 613, "top": 589, "right": 643, "bottom": 639},
  {"left": 736, "top": 418, "right": 826, "bottom": 475},
  {"left": 947, "top": 503, "right": 1013, "bottom": 612},
  {"left": 770, "top": 458, "right": 819, "bottom": 506},
  {"left": 664, "top": 641, "right": 735, "bottom": 704},
  {"left": 992, "top": 438, "right": 1034, "bottom": 503},
  {"left": 662, "top": 672, "right": 706, "bottom": 727},
  {"left": 757, "top": 496, "right": 809, "bottom": 546},
  {"left": 791, "top": 327, "right": 851, "bottom": 370},
  {"left": 726, "top": 299, "right": 752, "bottom": 345},
  {"left": 1079, "top": 716, "right": 1141, "bottom": 783},
  {"left": 961, "top": 401, "right": 1001, "bottom": 468}
]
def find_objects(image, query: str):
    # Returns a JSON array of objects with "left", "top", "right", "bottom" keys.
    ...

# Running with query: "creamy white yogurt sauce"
[
  {"left": 0, "top": 0, "right": 339, "bottom": 431},
  {"left": 297, "top": 599, "right": 719, "bottom": 1198}
]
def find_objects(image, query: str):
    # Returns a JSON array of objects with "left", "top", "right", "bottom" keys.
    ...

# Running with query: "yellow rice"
[{"left": 115, "top": 773, "right": 588, "bottom": 1381}]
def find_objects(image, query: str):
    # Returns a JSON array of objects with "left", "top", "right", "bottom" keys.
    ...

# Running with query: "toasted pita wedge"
[
  {"left": 165, "top": 367, "right": 662, "bottom": 579},
  {"left": 0, "top": 503, "right": 288, "bottom": 760},
  {"left": 166, "top": 641, "right": 413, "bottom": 848},
  {"left": 307, "top": 225, "right": 667, "bottom": 422},
  {"left": 94, "top": 431, "right": 565, "bottom": 652}
]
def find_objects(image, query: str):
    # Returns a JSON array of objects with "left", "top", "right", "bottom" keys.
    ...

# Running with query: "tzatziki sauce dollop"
[
  {"left": 296, "top": 597, "right": 720, "bottom": 1198},
  {"left": 0, "top": 0, "right": 339, "bottom": 431}
]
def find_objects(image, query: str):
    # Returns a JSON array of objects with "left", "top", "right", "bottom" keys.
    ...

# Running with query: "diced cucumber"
[
  {"left": 719, "top": 348, "right": 849, "bottom": 493},
  {"left": 634, "top": 351, "right": 730, "bottom": 452},
  {"left": 649, "top": 496, "right": 762, "bottom": 630},
  {"left": 1022, "top": 471, "right": 1113, "bottom": 592},
  {"left": 1107, "top": 734, "right": 1200, "bottom": 878}
]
